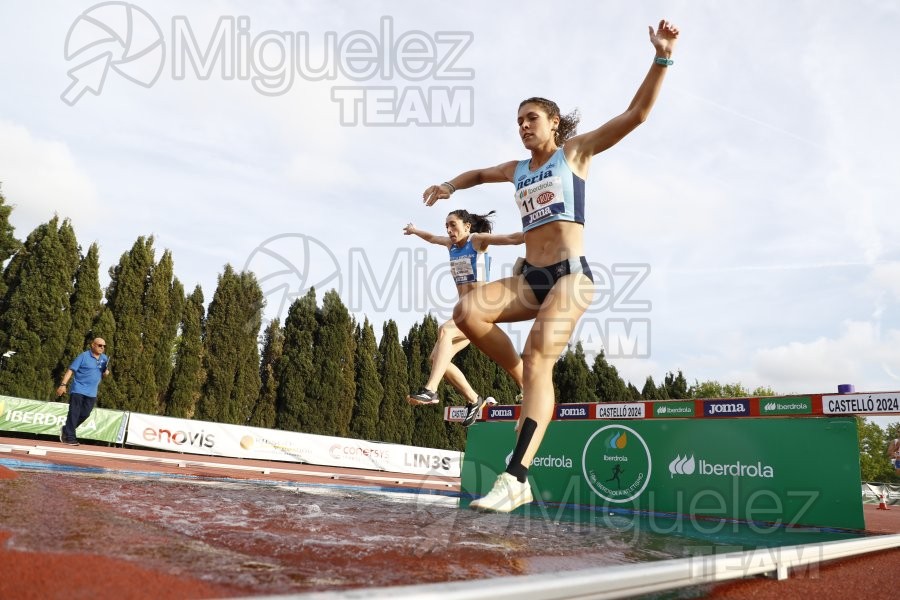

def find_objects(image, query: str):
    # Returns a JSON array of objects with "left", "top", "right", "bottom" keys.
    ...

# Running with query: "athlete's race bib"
[
  {"left": 516, "top": 175, "right": 565, "bottom": 229},
  {"left": 450, "top": 256, "right": 476, "bottom": 284}
]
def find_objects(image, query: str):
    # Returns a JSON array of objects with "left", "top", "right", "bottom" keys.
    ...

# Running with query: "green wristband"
[{"left": 654, "top": 56, "right": 674, "bottom": 67}]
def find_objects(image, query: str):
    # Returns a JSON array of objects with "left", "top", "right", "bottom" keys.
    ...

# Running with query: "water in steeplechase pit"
[{"left": 0, "top": 462, "right": 863, "bottom": 596}]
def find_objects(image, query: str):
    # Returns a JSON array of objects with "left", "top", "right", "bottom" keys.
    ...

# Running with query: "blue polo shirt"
[{"left": 68, "top": 350, "right": 108, "bottom": 397}]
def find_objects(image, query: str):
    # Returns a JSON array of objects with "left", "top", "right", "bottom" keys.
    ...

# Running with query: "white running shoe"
[{"left": 469, "top": 472, "right": 533, "bottom": 513}]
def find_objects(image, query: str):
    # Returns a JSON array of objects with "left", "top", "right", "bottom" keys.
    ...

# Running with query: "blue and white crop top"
[
  {"left": 512, "top": 147, "right": 585, "bottom": 232},
  {"left": 448, "top": 238, "right": 490, "bottom": 285}
]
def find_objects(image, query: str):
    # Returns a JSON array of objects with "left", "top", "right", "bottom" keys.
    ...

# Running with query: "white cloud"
[
  {"left": 0, "top": 120, "right": 99, "bottom": 232},
  {"left": 869, "top": 262, "right": 900, "bottom": 302},
  {"left": 751, "top": 321, "right": 900, "bottom": 393}
]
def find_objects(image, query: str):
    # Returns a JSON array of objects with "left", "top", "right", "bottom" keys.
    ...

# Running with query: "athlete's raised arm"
[
  {"left": 423, "top": 161, "right": 519, "bottom": 207},
  {"left": 565, "top": 20, "right": 679, "bottom": 174},
  {"left": 403, "top": 223, "right": 451, "bottom": 248}
]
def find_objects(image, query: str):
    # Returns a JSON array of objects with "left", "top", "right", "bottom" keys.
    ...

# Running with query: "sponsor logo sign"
[
  {"left": 556, "top": 404, "right": 590, "bottom": 420},
  {"left": 127, "top": 412, "right": 460, "bottom": 476},
  {"left": 446, "top": 406, "right": 468, "bottom": 421},
  {"left": 668, "top": 453, "right": 775, "bottom": 478},
  {"left": 823, "top": 393, "right": 900, "bottom": 415},
  {"left": 652, "top": 401, "right": 695, "bottom": 418},
  {"left": 595, "top": 403, "right": 646, "bottom": 419},
  {"left": 507, "top": 449, "right": 574, "bottom": 469},
  {"left": 759, "top": 396, "right": 813, "bottom": 416},
  {"left": 0, "top": 395, "right": 125, "bottom": 443},
  {"left": 703, "top": 399, "right": 750, "bottom": 417},
  {"left": 582, "top": 425, "right": 651, "bottom": 503},
  {"left": 487, "top": 406, "right": 516, "bottom": 420},
  {"left": 536, "top": 191, "right": 555, "bottom": 205}
]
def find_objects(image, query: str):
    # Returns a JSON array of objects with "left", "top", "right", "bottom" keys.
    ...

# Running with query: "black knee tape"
[{"left": 505, "top": 417, "right": 537, "bottom": 483}]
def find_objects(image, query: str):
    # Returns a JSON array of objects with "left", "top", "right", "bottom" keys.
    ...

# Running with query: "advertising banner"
[
  {"left": 758, "top": 396, "right": 813, "bottom": 416},
  {"left": 0, "top": 395, "right": 126, "bottom": 443},
  {"left": 822, "top": 392, "right": 900, "bottom": 415},
  {"left": 462, "top": 417, "right": 864, "bottom": 530},
  {"left": 595, "top": 402, "right": 646, "bottom": 419},
  {"left": 126, "top": 413, "right": 461, "bottom": 476},
  {"left": 651, "top": 400, "right": 696, "bottom": 418}
]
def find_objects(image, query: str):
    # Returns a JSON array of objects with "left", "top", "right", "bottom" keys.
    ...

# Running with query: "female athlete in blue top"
[
  {"left": 422, "top": 20, "right": 680, "bottom": 512},
  {"left": 403, "top": 209, "right": 524, "bottom": 427}
]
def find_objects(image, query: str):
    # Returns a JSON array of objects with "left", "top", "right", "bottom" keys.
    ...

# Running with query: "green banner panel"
[
  {"left": 0, "top": 395, "right": 127, "bottom": 443},
  {"left": 651, "top": 400, "right": 696, "bottom": 418},
  {"left": 462, "top": 417, "right": 864, "bottom": 530},
  {"left": 758, "top": 396, "right": 813, "bottom": 416}
]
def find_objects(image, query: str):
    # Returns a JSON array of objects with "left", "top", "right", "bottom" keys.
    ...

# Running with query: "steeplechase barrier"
[{"left": 458, "top": 389, "right": 900, "bottom": 531}]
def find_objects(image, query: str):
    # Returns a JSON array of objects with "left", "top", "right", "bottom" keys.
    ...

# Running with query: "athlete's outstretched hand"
[
  {"left": 403, "top": 223, "right": 416, "bottom": 235},
  {"left": 649, "top": 19, "right": 679, "bottom": 56},
  {"left": 422, "top": 183, "right": 453, "bottom": 207}
]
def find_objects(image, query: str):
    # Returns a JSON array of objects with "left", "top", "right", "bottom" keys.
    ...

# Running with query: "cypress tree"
[
  {"left": 663, "top": 370, "right": 689, "bottom": 399},
  {"left": 404, "top": 321, "right": 426, "bottom": 396},
  {"left": 249, "top": 318, "right": 283, "bottom": 428},
  {"left": 0, "top": 185, "right": 20, "bottom": 304},
  {"left": 627, "top": 382, "right": 642, "bottom": 401},
  {"left": 592, "top": 350, "right": 630, "bottom": 403},
  {"left": 553, "top": 341, "right": 598, "bottom": 404},
  {"left": 104, "top": 237, "right": 155, "bottom": 411},
  {"left": 167, "top": 285, "right": 206, "bottom": 418},
  {"left": 235, "top": 270, "right": 263, "bottom": 422},
  {"left": 198, "top": 265, "right": 262, "bottom": 424},
  {"left": 404, "top": 316, "right": 448, "bottom": 449},
  {"left": 641, "top": 375, "right": 663, "bottom": 400},
  {"left": 275, "top": 288, "right": 317, "bottom": 432},
  {"left": 311, "top": 290, "right": 356, "bottom": 437},
  {"left": 90, "top": 305, "right": 117, "bottom": 404},
  {"left": 350, "top": 318, "right": 382, "bottom": 440},
  {"left": 145, "top": 250, "right": 184, "bottom": 412},
  {"left": 377, "top": 320, "right": 411, "bottom": 444},
  {"left": 58, "top": 243, "right": 102, "bottom": 381},
  {"left": 49, "top": 220, "right": 82, "bottom": 379},
  {"left": 0, "top": 217, "right": 79, "bottom": 399}
]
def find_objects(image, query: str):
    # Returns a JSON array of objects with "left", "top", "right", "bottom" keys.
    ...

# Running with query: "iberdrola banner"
[
  {"left": 0, "top": 395, "right": 127, "bottom": 443},
  {"left": 463, "top": 417, "right": 864, "bottom": 530}
]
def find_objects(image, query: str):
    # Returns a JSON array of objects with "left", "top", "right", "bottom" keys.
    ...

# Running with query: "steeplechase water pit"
[
  {"left": 0, "top": 458, "right": 870, "bottom": 596},
  {"left": 1, "top": 388, "right": 898, "bottom": 596}
]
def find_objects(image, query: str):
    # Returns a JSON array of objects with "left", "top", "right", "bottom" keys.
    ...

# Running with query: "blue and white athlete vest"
[
  {"left": 512, "top": 147, "right": 585, "bottom": 232},
  {"left": 448, "top": 238, "right": 490, "bottom": 285}
]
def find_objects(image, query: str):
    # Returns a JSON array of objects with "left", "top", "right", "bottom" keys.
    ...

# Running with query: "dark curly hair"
[
  {"left": 447, "top": 209, "right": 495, "bottom": 234},
  {"left": 519, "top": 97, "right": 580, "bottom": 146}
]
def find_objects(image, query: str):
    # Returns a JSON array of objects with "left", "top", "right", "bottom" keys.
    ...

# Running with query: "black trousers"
[{"left": 62, "top": 393, "right": 96, "bottom": 441}]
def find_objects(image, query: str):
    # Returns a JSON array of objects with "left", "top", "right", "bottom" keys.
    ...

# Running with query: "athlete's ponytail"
[{"left": 449, "top": 209, "right": 495, "bottom": 234}]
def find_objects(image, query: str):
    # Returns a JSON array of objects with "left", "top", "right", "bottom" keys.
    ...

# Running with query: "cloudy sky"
[{"left": 1, "top": 0, "right": 898, "bottom": 428}]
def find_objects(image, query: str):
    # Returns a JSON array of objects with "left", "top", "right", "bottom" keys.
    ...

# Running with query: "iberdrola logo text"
[
  {"left": 669, "top": 454, "right": 775, "bottom": 478},
  {"left": 506, "top": 450, "right": 573, "bottom": 469}
]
